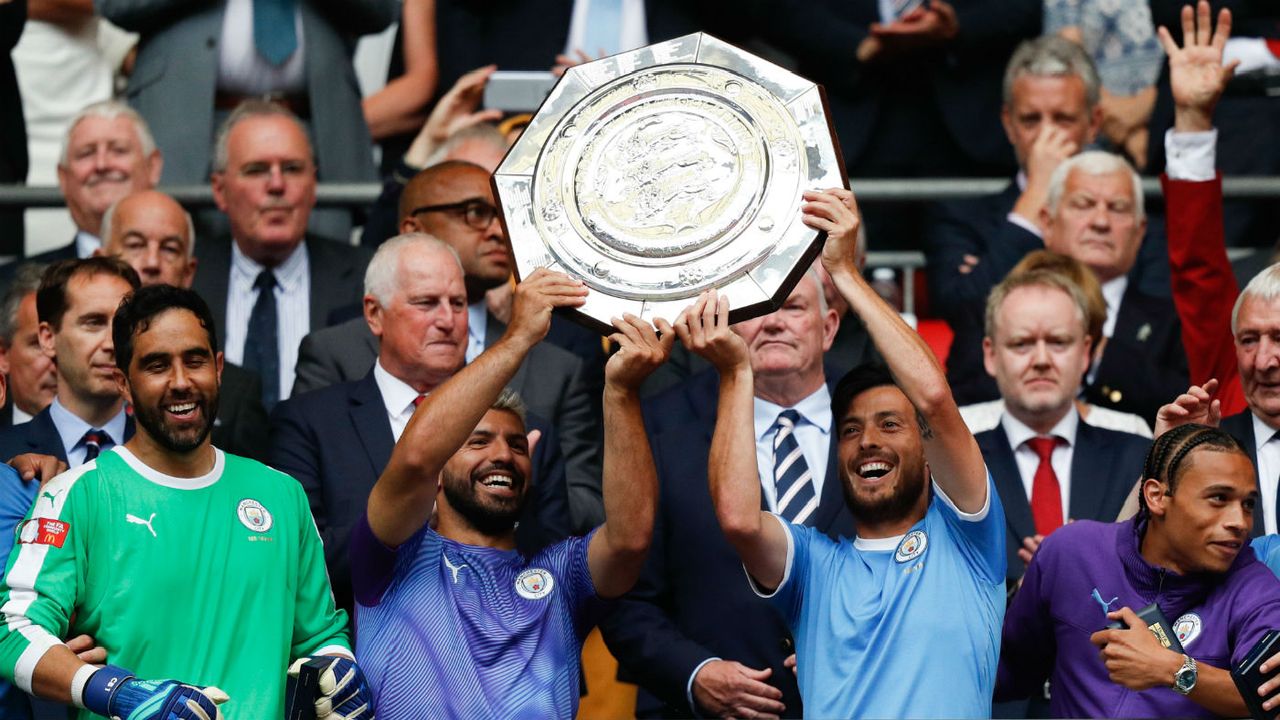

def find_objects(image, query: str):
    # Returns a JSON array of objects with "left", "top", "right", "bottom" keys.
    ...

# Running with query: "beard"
[
  {"left": 440, "top": 462, "right": 528, "bottom": 536},
  {"left": 842, "top": 464, "right": 928, "bottom": 527},
  {"left": 132, "top": 391, "right": 219, "bottom": 454}
]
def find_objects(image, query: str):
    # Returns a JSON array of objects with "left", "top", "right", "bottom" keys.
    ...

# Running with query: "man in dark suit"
[
  {"left": 270, "top": 234, "right": 572, "bottom": 612},
  {"left": 0, "top": 263, "right": 56, "bottom": 428},
  {"left": 975, "top": 266, "right": 1147, "bottom": 587},
  {"left": 193, "top": 101, "right": 372, "bottom": 410},
  {"left": 0, "top": 258, "right": 140, "bottom": 466},
  {"left": 600, "top": 271, "right": 857, "bottom": 718}
]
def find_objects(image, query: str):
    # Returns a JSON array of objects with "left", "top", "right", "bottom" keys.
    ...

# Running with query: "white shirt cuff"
[
  {"left": 687, "top": 657, "right": 722, "bottom": 716},
  {"left": 1224, "top": 37, "right": 1280, "bottom": 75},
  {"left": 1165, "top": 128, "right": 1217, "bottom": 181},
  {"left": 1005, "top": 212, "right": 1043, "bottom": 239}
]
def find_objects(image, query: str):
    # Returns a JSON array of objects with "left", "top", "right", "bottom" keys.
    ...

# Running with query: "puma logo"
[
  {"left": 126, "top": 513, "right": 156, "bottom": 538},
  {"left": 442, "top": 553, "right": 468, "bottom": 584},
  {"left": 1092, "top": 588, "right": 1119, "bottom": 615},
  {"left": 40, "top": 489, "right": 63, "bottom": 507}
]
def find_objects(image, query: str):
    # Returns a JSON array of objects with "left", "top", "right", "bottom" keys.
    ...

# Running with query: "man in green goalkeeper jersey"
[{"left": 0, "top": 284, "right": 372, "bottom": 719}]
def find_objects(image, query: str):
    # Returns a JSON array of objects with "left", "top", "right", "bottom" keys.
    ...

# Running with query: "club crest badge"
[
  {"left": 895, "top": 530, "right": 928, "bottom": 563},
  {"left": 237, "top": 499, "right": 273, "bottom": 533},
  {"left": 1174, "top": 612, "right": 1202, "bottom": 647},
  {"left": 515, "top": 568, "right": 555, "bottom": 600}
]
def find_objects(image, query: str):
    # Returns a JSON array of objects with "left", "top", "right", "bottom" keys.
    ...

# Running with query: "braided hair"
[{"left": 1139, "top": 424, "right": 1246, "bottom": 519}]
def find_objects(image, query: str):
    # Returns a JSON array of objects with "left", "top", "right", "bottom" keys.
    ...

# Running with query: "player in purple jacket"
[{"left": 997, "top": 423, "right": 1280, "bottom": 717}]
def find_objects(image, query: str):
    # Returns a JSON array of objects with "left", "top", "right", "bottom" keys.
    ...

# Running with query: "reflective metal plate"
[{"left": 494, "top": 33, "right": 846, "bottom": 332}]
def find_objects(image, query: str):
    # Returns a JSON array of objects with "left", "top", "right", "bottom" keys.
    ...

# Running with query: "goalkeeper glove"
[
  {"left": 287, "top": 655, "right": 374, "bottom": 719},
  {"left": 82, "top": 665, "right": 229, "bottom": 720}
]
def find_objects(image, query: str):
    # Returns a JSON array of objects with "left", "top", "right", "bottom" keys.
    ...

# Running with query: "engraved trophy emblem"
[{"left": 493, "top": 33, "right": 846, "bottom": 332}]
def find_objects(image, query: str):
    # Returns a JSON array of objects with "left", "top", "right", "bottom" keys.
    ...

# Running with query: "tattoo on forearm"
[{"left": 917, "top": 411, "right": 934, "bottom": 440}]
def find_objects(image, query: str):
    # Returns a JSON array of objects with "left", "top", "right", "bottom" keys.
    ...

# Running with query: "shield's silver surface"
[{"left": 493, "top": 33, "right": 845, "bottom": 333}]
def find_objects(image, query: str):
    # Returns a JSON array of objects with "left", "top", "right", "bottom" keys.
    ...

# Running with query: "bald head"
[{"left": 100, "top": 190, "right": 197, "bottom": 288}]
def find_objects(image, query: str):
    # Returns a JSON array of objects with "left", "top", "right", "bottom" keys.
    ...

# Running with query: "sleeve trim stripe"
[
  {"left": 932, "top": 470, "right": 992, "bottom": 522},
  {"left": 13, "top": 632, "right": 58, "bottom": 693},
  {"left": 746, "top": 513, "right": 794, "bottom": 599}
]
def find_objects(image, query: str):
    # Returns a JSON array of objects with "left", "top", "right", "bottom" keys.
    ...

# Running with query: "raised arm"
[
  {"left": 366, "top": 269, "right": 587, "bottom": 547},
  {"left": 676, "top": 293, "right": 790, "bottom": 591},
  {"left": 586, "top": 315, "right": 673, "bottom": 599},
  {"left": 808, "top": 188, "right": 987, "bottom": 511}
]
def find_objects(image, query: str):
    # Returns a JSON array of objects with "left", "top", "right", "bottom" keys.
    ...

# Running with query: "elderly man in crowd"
[{"left": 0, "top": 264, "right": 56, "bottom": 428}]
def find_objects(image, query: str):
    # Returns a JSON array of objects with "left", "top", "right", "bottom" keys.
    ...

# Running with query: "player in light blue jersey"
[
  {"left": 676, "top": 187, "right": 1007, "bottom": 719},
  {"left": 351, "top": 254, "right": 675, "bottom": 719}
]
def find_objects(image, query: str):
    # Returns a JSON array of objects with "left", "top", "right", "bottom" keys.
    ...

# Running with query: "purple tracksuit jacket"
[{"left": 997, "top": 518, "right": 1280, "bottom": 718}]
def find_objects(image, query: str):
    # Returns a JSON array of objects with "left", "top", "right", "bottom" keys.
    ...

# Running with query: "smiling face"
[
  {"left": 40, "top": 272, "right": 135, "bottom": 406},
  {"left": 1235, "top": 294, "right": 1280, "bottom": 427},
  {"left": 211, "top": 115, "right": 316, "bottom": 266},
  {"left": 1042, "top": 168, "right": 1145, "bottom": 283},
  {"left": 58, "top": 116, "right": 161, "bottom": 236},
  {"left": 984, "top": 284, "right": 1092, "bottom": 429},
  {"left": 121, "top": 308, "right": 221, "bottom": 454},
  {"left": 836, "top": 384, "right": 930, "bottom": 530},
  {"left": 1147, "top": 448, "right": 1256, "bottom": 574},
  {"left": 438, "top": 409, "right": 532, "bottom": 536}
]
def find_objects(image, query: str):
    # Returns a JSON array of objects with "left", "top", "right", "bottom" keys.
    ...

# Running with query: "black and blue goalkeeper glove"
[
  {"left": 82, "top": 665, "right": 229, "bottom": 720},
  {"left": 287, "top": 656, "right": 373, "bottom": 719}
]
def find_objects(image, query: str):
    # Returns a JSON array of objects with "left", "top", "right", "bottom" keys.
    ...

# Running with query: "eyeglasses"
[{"left": 408, "top": 199, "right": 500, "bottom": 230}]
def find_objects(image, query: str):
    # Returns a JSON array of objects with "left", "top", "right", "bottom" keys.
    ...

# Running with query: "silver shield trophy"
[{"left": 493, "top": 33, "right": 846, "bottom": 333}]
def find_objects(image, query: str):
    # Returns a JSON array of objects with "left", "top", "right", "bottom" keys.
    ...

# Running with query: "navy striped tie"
[{"left": 773, "top": 410, "right": 817, "bottom": 525}]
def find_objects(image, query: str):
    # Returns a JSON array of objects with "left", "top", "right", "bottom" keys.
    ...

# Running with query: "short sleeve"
[
  {"left": 350, "top": 513, "right": 413, "bottom": 608},
  {"left": 932, "top": 471, "right": 1007, "bottom": 585},
  {"left": 748, "top": 514, "right": 807, "bottom": 626}
]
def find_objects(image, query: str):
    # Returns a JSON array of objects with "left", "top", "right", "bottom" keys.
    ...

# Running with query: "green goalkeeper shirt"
[{"left": 0, "top": 446, "right": 350, "bottom": 718}]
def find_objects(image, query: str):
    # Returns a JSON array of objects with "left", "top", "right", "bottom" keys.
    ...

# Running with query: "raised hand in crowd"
[
  {"left": 403, "top": 64, "right": 504, "bottom": 168},
  {"left": 1158, "top": 0, "right": 1239, "bottom": 133},
  {"left": 1154, "top": 379, "right": 1222, "bottom": 437}
]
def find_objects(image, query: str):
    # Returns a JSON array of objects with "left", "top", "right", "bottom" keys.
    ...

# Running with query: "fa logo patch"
[
  {"left": 515, "top": 568, "right": 555, "bottom": 600},
  {"left": 237, "top": 499, "right": 273, "bottom": 533},
  {"left": 895, "top": 530, "right": 928, "bottom": 563},
  {"left": 1174, "top": 613, "right": 1202, "bottom": 647}
]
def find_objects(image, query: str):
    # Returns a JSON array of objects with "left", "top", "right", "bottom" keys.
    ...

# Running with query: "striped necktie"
[
  {"left": 81, "top": 429, "right": 111, "bottom": 463},
  {"left": 774, "top": 410, "right": 817, "bottom": 525}
]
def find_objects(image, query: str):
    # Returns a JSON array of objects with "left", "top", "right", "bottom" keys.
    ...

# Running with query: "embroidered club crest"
[
  {"left": 237, "top": 499, "right": 273, "bottom": 533},
  {"left": 515, "top": 568, "right": 555, "bottom": 600},
  {"left": 1174, "top": 612, "right": 1202, "bottom": 647},
  {"left": 895, "top": 530, "right": 928, "bottom": 563}
]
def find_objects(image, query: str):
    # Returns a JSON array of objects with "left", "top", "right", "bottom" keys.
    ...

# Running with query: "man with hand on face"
[
  {"left": 0, "top": 285, "right": 371, "bottom": 720},
  {"left": 997, "top": 424, "right": 1280, "bottom": 718},
  {"left": 685, "top": 188, "right": 1006, "bottom": 718},
  {"left": 352, "top": 268, "right": 670, "bottom": 717}
]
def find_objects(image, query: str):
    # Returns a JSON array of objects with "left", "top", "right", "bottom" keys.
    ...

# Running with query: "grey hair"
[
  {"left": 492, "top": 387, "right": 527, "bottom": 424},
  {"left": 100, "top": 195, "right": 197, "bottom": 258},
  {"left": 804, "top": 266, "right": 828, "bottom": 315},
  {"left": 1233, "top": 263, "right": 1280, "bottom": 334},
  {"left": 424, "top": 123, "right": 508, "bottom": 168},
  {"left": 0, "top": 263, "right": 47, "bottom": 346},
  {"left": 59, "top": 100, "right": 157, "bottom": 168},
  {"left": 1045, "top": 150, "right": 1145, "bottom": 222},
  {"left": 211, "top": 100, "right": 311, "bottom": 174},
  {"left": 1003, "top": 35, "right": 1101, "bottom": 110},
  {"left": 364, "top": 232, "right": 463, "bottom": 306}
]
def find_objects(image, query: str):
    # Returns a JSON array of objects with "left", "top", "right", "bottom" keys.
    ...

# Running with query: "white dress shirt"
[
  {"left": 11, "top": 406, "right": 33, "bottom": 426},
  {"left": 217, "top": 0, "right": 307, "bottom": 95},
  {"left": 223, "top": 241, "right": 311, "bottom": 402},
  {"left": 373, "top": 360, "right": 422, "bottom": 443},
  {"left": 564, "top": 0, "right": 647, "bottom": 56},
  {"left": 753, "top": 385, "right": 832, "bottom": 512},
  {"left": 1001, "top": 406, "right": 1079, "bottom": 520},
  {"left": 74, "top": 231, "right": 101, "bottom": 259},
  {"left": 466, "top": 301, "right": 488, "bottom": 364},
  {"left": 1253, "top": 414, "right": 1280, "bottom": 535},
  {"left": 48, "top": 397, "right": 128, "bottom": 468}
]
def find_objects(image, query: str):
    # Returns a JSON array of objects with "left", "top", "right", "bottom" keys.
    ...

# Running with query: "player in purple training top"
[{"left": 350, "top": 264, "right": 674, "bottom": 718}]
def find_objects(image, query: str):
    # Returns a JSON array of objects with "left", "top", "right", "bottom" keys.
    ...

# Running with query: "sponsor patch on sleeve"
[{"left": 18, "top": 519, "right": 70, "bottom": 548}]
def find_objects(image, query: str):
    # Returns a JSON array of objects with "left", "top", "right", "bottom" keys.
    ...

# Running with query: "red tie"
[
  {"left": 1027, "top": 436, "right": 1063, "bottom": 535},
  {"left": 1266, "top": 38, "right": 1280, "bottom": 59},
  {"left": 413, "top": 395, "right": 425, "bottom": 408}
]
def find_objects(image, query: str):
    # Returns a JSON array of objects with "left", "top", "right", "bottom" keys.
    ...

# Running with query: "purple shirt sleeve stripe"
[{"left": 350, "top": 513, "right": 400, "bottom": 607}]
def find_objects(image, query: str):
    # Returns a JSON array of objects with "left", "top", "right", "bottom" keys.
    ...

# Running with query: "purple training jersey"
[{"left": 352, "top": 516, "right": 604, "bottom": 718}]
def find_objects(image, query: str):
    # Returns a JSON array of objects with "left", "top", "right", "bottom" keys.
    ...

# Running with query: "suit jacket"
[
  {"left": 1220, "top": 411, "right": 1267, "bottom": 539},
  {"left": 191, "top": 235, "right": 372, "bottom": 356},
  {"left": 0, "top": 0, "right": 25, "bottom": 257},
  {"left": 269, "top": 371, "right": 572, "bottom": 612},
  {"left": 96, "top": 0, "right": 392, "bottom": 191},
  {"left": 0, "top": 405, "right": 135, "bottom": 464},
  {"left": 212, "top": 363, "right": 270, "bottom": 461},
  {"left": 602, "top": 370, "right": 857, "bottom": 718},
  {"left": 976, "top": 420, "right": 1148, "bottom": 582},
  {"left": 292, "top": 313, "right": 604, "bottom": 530}
]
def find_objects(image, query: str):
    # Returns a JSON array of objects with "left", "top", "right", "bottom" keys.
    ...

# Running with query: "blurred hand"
[
  {"left": 552, "top": 49, "right": 601, "bottom": 77},
  {"left": 8, "top": 453, "right": 66, "bottom": 488},
  {"left": 692, "top": 660, "right": 785, "bottom": 719},
  {"left": 1154, "top": 379, "right": 1222, "bottom": 437},
  {"left": 674, "top": 291, "right": 750, "bottom": 374},
  {"left": 866, "top": 0, "right": 959, "bottom": 57},
  {"left": 506, "top": 268, "right": 588, "bottom": 347},
  {"left": 784, "top": 653, "right": 797, "bottom": 677},
  {"left": 1159, "top": 1, "right": 1238, "bottom": 133},
  {"left": 1025, "top": 125, "right": 1078, "bottom": 191},
  {"left": 605, "top": 314, "right": 674, "bottom": 391},
  {"left": 1016, "top": 534, "right": 1045, "bottom": 566},
  {"left": 404, "top": 65, "right": 504, "bottom": 167}
]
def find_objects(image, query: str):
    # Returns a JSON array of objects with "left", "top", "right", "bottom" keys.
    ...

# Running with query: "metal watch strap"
[{"left": 1173, "top": 654, "right": 1197, "bottom": 696}]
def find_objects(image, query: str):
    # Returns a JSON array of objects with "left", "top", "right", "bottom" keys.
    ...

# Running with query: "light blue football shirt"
[
  {"left": 1252, "top": 535, "right": 1280, "bottom": 578},
  {"left": 757, "top": 474, "right": 1006, "bottom": 719}
]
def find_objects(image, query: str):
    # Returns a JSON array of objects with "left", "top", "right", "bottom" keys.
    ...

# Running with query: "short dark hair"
[
  {"left": 113, "top": 284, "right": 219, "bottom": 373},
  {"left": 36, "top": 257, "right": 140, "bottom": 330},
  {"left": 0, "top": 262, "right": 47, "bottom": 346},
  {"left": 831, "top": 363, "right": 896, "bottom": 420},
  {"left": 1139, "top": 424, "right": 1246, "bottom": 518}
]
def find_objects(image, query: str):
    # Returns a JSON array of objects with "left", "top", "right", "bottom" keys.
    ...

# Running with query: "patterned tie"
[
  {"left": 773, "top": 410, "right": 817, "bottom": 525},
  {"left": 581, "top": 0, "right": 623, "bottom": 56},
  {"left": 80, "top": 429, "right": 111, "bottom": 463},
  {"left": 243, "top": 270, "right": 280, "bottom": 410},
  {"left": 253, "top": 0, "right": 298, "bottom": 66},
  {"left": 1027, "top": 436, "right": 1064, "bottom": 535}
]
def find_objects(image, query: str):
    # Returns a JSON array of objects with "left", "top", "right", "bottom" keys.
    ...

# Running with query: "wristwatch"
[{"left": 1173, "top": 654, "right": 1198, "bottom": 696}]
